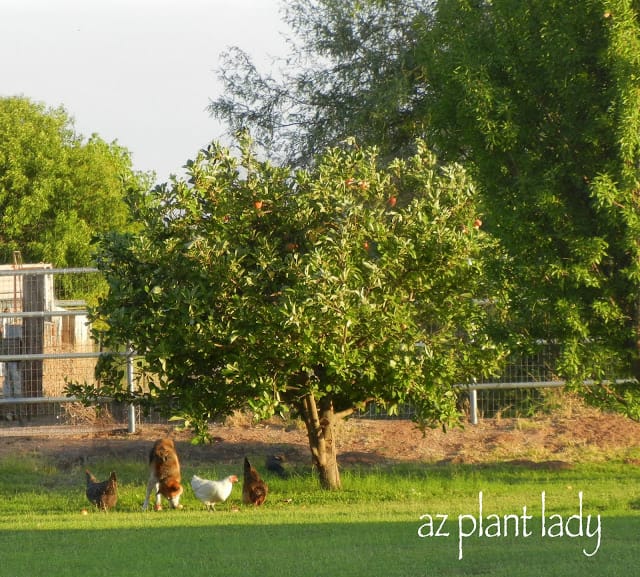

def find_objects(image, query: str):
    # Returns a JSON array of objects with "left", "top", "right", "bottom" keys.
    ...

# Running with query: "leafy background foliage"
[{"left": 0, "top": 96, "right": 148, "bottom": 268}]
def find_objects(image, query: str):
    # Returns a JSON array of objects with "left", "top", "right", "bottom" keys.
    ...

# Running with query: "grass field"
[{"left": 0, "top": 454, "right": 637, "bottom": 577}]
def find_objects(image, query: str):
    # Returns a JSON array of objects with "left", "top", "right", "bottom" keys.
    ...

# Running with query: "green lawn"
[{"left": 0, "top": 457, "right": 637, "bottom": 576}]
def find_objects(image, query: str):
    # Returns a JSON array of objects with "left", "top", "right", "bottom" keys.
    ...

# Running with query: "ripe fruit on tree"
[
  {"left": 388, "top": 196, "right": 397, "bottom": 207},
  {"left": 473, "top": 218, "right": 482, "bottom": 229},
  {"left": 254, "top": 200, "right": 263, "bottom": 210}
]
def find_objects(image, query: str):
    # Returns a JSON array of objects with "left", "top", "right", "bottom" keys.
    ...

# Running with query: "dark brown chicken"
[
  {"left": 85, "top": 470, "right": 118, "bottom": 511},
  {"left": 242, "top": 457, "right": 268, "bottom": 506}
]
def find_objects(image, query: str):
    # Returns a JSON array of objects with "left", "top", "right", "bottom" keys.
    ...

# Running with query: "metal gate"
[{"left": 0, "top": 265, "right": 136, "bottom": 431}]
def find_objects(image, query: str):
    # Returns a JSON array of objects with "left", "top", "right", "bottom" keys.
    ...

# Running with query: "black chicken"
[
  {"left": 85, "top": 470, "right": 118, "bottom": 511},
  {"left": 266, "top": 454, "right": 289, "bottom": 478}
]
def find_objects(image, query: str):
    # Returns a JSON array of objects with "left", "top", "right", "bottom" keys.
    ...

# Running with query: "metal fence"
[
  {"left": 0, "top": 266, "right": 135, "bottom": 430},
  {"left": 0, "top": 266, "right": 622, "bottom": 434},
  {"left": 352, "top": 341, "right": 577, "bottom": 422}
]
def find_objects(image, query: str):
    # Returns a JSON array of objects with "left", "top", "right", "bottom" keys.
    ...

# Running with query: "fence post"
[
  {"left": 126, "top": 343, "right": 136, "bottom": 434},
  {"left": 469, "top": 388, "right": 478, "bottom": 425}
]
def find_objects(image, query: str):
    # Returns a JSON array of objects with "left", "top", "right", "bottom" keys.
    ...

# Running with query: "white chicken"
[{"left": 191, "top": 474, "right": 238, "bottom": 511}]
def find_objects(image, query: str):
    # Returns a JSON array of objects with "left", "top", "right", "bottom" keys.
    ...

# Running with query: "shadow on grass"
[{"left": 0, "top": 515, "right": 635, "bottom": 577}]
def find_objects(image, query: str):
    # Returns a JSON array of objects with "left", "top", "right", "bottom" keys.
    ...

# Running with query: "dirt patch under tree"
[{"left": 0, "top": 398, "right": 639, "bottom": 471}]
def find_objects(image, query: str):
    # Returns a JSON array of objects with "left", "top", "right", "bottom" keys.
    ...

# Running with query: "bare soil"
[{"left": 1, "top": 400, "right": 639, "bottom": 471}]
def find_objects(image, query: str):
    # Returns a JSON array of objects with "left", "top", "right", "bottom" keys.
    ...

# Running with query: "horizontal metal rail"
[
  {"left": 455, "top": 381, "right": 565, "bottom": 391},
  {"left": 55, "top": 300, "right": 90, "bottom": 308},
  {"left": 0, "top": 267, "right": 99, "bottom": 276},
  {"left": 455, "top": 378, "right": 635, "bottom": 391},
  {"left": 0, "top": 396, "right": 80, "bottom": 405},
  {"left": 0, "top": 310, "right": 89, "bottom": 319},
  {"left": 0, "top": 351, "right": 127, "bottom": 362}
]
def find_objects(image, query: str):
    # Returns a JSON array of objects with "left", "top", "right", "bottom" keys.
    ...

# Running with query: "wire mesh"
[{"left": 1, "top": 267, "right": 99, "bottom": 403}]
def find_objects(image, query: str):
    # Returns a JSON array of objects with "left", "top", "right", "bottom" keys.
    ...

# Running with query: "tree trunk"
[{"left": 298, "top": 392, "right": 342, "bottom": 490}]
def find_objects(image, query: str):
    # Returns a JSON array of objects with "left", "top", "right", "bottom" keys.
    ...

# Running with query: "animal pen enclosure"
[{"left": 0, "top": 265, "right": 115, "bottom": 426}]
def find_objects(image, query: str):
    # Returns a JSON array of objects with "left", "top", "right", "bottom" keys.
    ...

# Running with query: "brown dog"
[{"left": 142, "top": 438, "right": 184, "bottom": 511}]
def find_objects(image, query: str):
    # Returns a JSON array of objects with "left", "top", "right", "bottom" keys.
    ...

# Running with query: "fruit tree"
[{"left": 72, "top": 137, "right": 506, "bottom": 489}]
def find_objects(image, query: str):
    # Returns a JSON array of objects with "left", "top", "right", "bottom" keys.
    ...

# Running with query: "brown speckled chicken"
[
  {"left": 242, "top": 457, "right": 268, "bottom": 506},
  {"left": 85, "top": 470, "right": 118, "bottom": 511}
]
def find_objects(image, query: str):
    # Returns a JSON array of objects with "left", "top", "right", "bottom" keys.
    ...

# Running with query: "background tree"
[
  {"left": 0, "top": 96, "right": 149, "bottom": 268},
  {"left": 421, "top": 0, "right": 640, "bottom": 414},
  {"left": 73, "top": 137, "right": 506, "bottom": 489},
  {"left": 209, "top": 0, "right": 432, "bottom": 166}
]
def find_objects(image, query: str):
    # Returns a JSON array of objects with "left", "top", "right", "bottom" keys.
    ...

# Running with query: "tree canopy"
[
  {"left": 422, "top": 0, "right": 640, "bottom": 411},
  {"left": 210, "top": 0, "right": 432, "bottom": 166},
  {"left": 0, "top": 96, "right": 150, "bottom": 267},
  {"left": 75, "top": 137, "right": 505, "bottom": 488}
]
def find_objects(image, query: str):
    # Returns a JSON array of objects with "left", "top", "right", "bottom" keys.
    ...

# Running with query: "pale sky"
[{"left": 0, "top": 0, "right": 289, "bottom": 183}]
